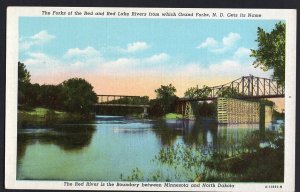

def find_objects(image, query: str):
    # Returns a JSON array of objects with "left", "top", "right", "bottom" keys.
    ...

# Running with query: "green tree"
[
  {"left": 184, "top": 85, "right": 212, "bottom": 99},
  {"left": 18, "top": 62, "right": 31, "bottom": 106},
  {"left": 154, "top": 84, "right": 177, "bottom": 114},
  {"left": 184, "top": 86, "right": 199, "bottom": 98},
  {"left": 18, "top": 62, "right": 31, "bottom": 85},
  {"left": 198, "top": 101, "right": 217, "bottom": 117},
  {"left": 60, "top": 78, "right": 98, "bottom": 115},
  {"left": 39, "top": 84, "right": 64, "bottom": 110},
  {"left": 250, "top": 22, "right": 285, "bottom": 87},
  {"left": 217, "top": 86, "right": 240, "bottom": 98},
  {"left": 155, "top": 84, "right": 176, "bottom": 99}
]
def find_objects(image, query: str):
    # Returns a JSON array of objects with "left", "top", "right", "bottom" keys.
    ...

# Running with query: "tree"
[
  {"left": 184, "top": 85, "right": 212, "bottom": 99},
  {"left": 38, "top": 84, "right": 64, "bottom": 110},
  {"left": 154, "top": 84, "right": 177, "bottom": 114},
  {"left": 18, "top": 62, "right": 31, "bottom": 106},
  {"left": 184, "top": 86, "right": 199, "bottom": 98},
  {"left": 60, "top": 78, "right": 98, "bottom": 115},
  {"left": 217, "top": 86, "right": 241, "bottom": 98},
  {"left": 18, "top": 62, "right": 31, "bottom": 85},
  {"left": 155, "top": 84, "right": 177, "bottom": 99},
  {"left": 250, "top": 22, "right": 286, "bottom": 87}
]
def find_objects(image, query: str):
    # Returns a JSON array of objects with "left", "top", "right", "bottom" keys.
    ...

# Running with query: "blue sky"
[{"left": 19, "top": 17, "right": 281, "bottom": 99}]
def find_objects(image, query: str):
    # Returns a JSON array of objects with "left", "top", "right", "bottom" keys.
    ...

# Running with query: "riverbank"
[
  {"left": 18, "top": 107, "right": 92, "bottom": 128},
  {"left": 164, "top": 113, "right": 183, "bottom": 119}
]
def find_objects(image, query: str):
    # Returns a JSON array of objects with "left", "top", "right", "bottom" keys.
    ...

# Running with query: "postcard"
[{"left": 5, "top": 7, "right": 296, "bottom": 191}]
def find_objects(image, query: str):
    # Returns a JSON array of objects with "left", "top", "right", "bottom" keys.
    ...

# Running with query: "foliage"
[
  {"left": 273, "top": 110, "right": 285, "bottom": 119},
  {"left": 184, "top": 85, "right": 212, "bottom": 99},
  {"left": 120, "top": 168, "right": 144, "bottom": 181},
  {"left": 217, "top": 86, "right": 240, "bottom": 98},
  {"left": 205, "top": 130, "right": 284, "bottom": 182},
  {"left": 198, "top": 101, "right": 217, "bottom": 117},
  {"left": 259, "top": 99, "right": 274, "bottom": 106},
  {"left": 18, "top": 107, "right": 57, "bottom": 128},
  {"left": 148, "top": 99, "right": 164, "bottom": 117},
  {"left": 60, "top": 78, "right": 98, "bottom": 115},
  {"left": 250, "top": 22, "right": 286, "bottom": 87},
  {"left": 103, "top": 96, "right": 149, "bottom": 105},
  {"left": 155, "top": 84, "right": 176, "bottom": 99},
  {"left": 18, "top": 61, "right": 98, "bottom": 116},
  {"left": 18, "top": 62, "right": 31, "bottom": 85},
  {"left": 151, "top": 84, "right": 178, "bottom": 115},
  {"left": 38, "top": 84, "right": 65, "bottom": 110},
  {"left": 122, "top": 128, "right": 284, "bottom": 182},
  {"left": 18, "top": 62, "right": 31, "bottom": 105}
]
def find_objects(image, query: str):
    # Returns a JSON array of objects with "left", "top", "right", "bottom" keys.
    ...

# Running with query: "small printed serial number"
[{"left": 265, "top": 185, "right": 282, "bottom": 188}]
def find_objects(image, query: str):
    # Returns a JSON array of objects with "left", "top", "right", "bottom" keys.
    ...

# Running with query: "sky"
[{"left": 18, "top": 17, "right": 284, "bottom": 110}]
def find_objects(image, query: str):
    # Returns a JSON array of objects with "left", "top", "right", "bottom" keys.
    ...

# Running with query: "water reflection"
[
  {"left": 17, "top": 116, "right": 283, "bottom": 181},
  {"left": 17, "top": 124, "right": 96, "bottom": 161},
  {"left": 151, "top": 119, "right": 279, "bottom": 149},
  {"left": 151, "top": 120, "right": 179, "bottom": 145},
  {"left": 151, "top": 119, "right": 283, "bottom": 158}
]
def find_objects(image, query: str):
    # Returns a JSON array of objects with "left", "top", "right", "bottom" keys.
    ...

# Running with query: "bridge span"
[
  {"left": 178, "top": 75, "right": 284, "bottom": 102},
  {"left": 94, "top": 95, "right": 150, "bottom": 116},
  {"left": 176, "top": 75, "right": 284, "bottom": 123}
]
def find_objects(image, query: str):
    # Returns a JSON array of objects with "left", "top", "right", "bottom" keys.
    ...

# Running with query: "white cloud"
[
  {"left": 23, "top": 52, "right": 59, "bottom": 66},
  {"left": 196, "top": 37, "right": 218, "bottom": 49},
  {"left": 145, "top": 53, "right": 170, "bottom": 63},
  {"left": 176, "top": 60, "right": 272, "bottom": 80},
  {"left": 101, "top": 53, "right": 170, "bottom": 74},
  {"left": 64, "top": 46, "right": 101, "bottom": 58},
  {"left": 197, "top": 32, "right": 241, "bottom": 53},
  {"left": 103, "top": 57, "right": 139, "bottom": 69},
  {"left": 19, "top": 30, "right": 56, "bottom": 51},
  {"left": 234, "top": 47, "right": 251, "bottom": 58},
  {"left": 120, "top": 41, "right": 149, "bottom": 53},
  {"left": 222, "top": 32, "right": 240, "bottom": 47}
]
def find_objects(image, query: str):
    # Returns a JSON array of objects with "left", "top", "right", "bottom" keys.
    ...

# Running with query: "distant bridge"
[{"left": 94, "top": 95, "right": 150, "bottom": 115}]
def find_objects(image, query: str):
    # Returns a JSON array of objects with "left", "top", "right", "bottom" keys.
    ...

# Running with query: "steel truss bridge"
[
  {"left": 178, "top": 75, "right": 284, "bottom": 102},
  {"left": 176, "top": 75, "right": 284, "bottom": 122}
]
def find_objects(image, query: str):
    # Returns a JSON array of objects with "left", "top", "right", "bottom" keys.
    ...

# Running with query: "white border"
[{"left": 5, "top": 7, "right": 297, "bottom": 191}]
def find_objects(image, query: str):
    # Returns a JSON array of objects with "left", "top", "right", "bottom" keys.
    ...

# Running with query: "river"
[{"left": 17, "top": 116, "right": 284, "bottom": 181}]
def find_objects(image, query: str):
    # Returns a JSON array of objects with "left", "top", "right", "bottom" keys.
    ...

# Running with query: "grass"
[
  {"left": 164, "top": 113, "right": 183, "bottom": 119},
  {"left": 18, "top": 107, "right": 83, "bottom": 128},
  {"left": 24, "top": 107, "right": 67, "bottom": 117}
]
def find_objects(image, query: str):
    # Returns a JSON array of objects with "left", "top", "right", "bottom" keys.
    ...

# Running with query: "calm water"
[{"left": 17, "top": 116, "right": 283, "bottom": 181}]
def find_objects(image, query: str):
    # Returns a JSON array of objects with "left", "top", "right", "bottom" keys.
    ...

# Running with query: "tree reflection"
[
  {"left": 151, "top": 119, "right": 269, "bottom": 155},
  {"left": 17, "top": 124, "right": 96, "bottom": 161},
  {"left": 151, "top": 119, "right": 218, "bottom": 146},
  {"left": 182, "top": 120, "right": 218, "bottom": 146},
  {"left": 151, "top": 120, "right": 180, "bottom": 146}
]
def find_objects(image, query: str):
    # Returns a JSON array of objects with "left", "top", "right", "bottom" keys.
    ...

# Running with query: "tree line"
[
  {"left": 18, "top": 62, "right": 98, "bottom": 115},
  {"left": 148, "top": 84, "right": 217, "bottom": 118}
]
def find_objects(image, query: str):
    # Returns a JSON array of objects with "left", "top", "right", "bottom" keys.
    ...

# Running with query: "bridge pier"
[
  {"left": 176, "top": 101, "right": 197, "bottom": 120},
  {"left": 143, "top": 107, "right": 148, "bottom": 117},
  {"left": 217, "top": 97, "right": 273, "bottom": 124}
]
